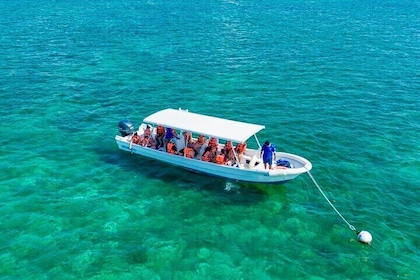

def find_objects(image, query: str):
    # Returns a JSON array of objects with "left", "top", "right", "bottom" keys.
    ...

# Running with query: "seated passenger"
[
  {"left": 201, "top": 145, "right": 217, "bottom": 162},
  {"left": 141, "top": 135, "right": 156, "bottom": 148},
  {"left": 155, "top": 125, "right": 165, "bottom": 149},
  {"left": 235, "top": 142, "right": 247, "bottom": 163},
  {"left": 183, "top": 131, "right": 192, "bottom": 145},
  {"left": 140, "top": 135, "right": 149, "bottom": 147},
  {"left": 164, "top": 128, "right": 178, "bottom": 152},
  {"left": 144, "top": 125, "right": 151, "bottom": 137},
  {"left": 131, "top": 133, "right": 140, "bottom": 144},
  {"left": 179, "top": 132, "right": 194, "bottom": 157},
  {"left": 221, "top": 141, "right": 235, "bottom": 165},
  {"left": 208, "top": 137, "right": 218, "bottom": 148},
  {"left": 182, "top": 147, "right": 195, "bottom": 158},
  {"left": 189, "top": 134, "right": 206, "bottom": 155},
  {"left": 167, "top": 140, "right": 178, "bottom": 154}
]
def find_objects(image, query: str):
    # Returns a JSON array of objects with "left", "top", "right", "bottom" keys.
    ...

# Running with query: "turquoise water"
[{"left": 1, "top": 0, "right": 419, "bottom": 279}]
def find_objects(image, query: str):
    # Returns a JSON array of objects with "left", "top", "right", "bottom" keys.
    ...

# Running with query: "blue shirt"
[
  {"left": 261, "top": 144, "right": 276, "bottom": 160},
  {"left": 165, "top": 128, "right": 174, "bottom": 139}
]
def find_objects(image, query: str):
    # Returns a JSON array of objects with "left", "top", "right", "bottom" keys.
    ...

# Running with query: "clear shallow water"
[{"left": 1, "top": 0, "right": 419, "bottom": 279}]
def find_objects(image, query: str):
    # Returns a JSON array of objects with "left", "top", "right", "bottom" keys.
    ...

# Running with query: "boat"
[{"left": 115, "top": 108, "right": 312, "bottom": 183}]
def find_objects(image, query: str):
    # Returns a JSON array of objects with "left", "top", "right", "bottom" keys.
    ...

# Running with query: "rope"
[{"left": 306, "top": 170, "right": 357, "bottom": 233}]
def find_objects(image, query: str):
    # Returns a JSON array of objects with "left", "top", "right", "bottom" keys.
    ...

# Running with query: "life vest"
[
  {"left": 236, "top": 143, "right": 246, "bottom": 153},
  {"left": 184, "top": 147, "right": 195, "bottom": 158},
  {"left": 215, "top": 154, "right": 225, "bottom": 164},
  {"left": 167, "top": 142, "right": 176, "bottom": 154},
  {"left": 132, "top": 134, "right": 140, "bottom": 144}
]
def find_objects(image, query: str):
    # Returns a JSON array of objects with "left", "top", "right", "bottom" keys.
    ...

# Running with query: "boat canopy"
[{"left": 143, "top": 109, "right": 265, "bottom": 143}]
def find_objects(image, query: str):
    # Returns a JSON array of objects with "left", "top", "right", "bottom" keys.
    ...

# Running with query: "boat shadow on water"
[{"left": 99, "top": 147, "right": 274, "bottom": 205}]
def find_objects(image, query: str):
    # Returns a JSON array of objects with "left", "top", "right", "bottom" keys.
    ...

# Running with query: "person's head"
[
  {"left": 264, "top": 140, "right": 270, "bottom": 146},
  {"left": 198, "top": 134, "right": 206, "bottom": 143}
]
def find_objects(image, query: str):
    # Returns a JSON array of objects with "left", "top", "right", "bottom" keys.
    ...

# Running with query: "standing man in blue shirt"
[{"left": 260, "top": 140, "right": 276, "bottom": 169}]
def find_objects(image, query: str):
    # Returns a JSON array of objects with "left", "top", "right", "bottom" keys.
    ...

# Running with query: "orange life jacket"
[
  {"left": 167, "top": 142, "right": 176, "bottom": 154},
  {"left": 215, "top": 154, "right": 225, "bottom": 164},
  {"left": 184, "top": 147, "right": 194, "bottom": 158}
]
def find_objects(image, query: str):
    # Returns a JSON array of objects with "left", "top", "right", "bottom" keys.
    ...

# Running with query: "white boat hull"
[{"left": 115, "top": 135, "right": 312, "bottom": 184}]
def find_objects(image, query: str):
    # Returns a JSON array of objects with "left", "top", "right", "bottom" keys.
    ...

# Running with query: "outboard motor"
[{"left": 118, "top": 120, "right": 135, "bottom": 136}]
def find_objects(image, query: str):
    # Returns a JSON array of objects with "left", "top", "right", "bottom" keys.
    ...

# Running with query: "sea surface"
[{"left": 1, "top": 0, "right": 419, "bottom": 279}]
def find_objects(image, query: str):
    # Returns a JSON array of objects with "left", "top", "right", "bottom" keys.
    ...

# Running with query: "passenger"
[
  {"left": 182, "top": 147, "right": 195, "bottom": 158},
  {"left": 208, "top": 137, "right": 218, "bottom": 148},
  {"left": 140, "top": 135, "right": 147, "bottom": 146},
  {"left": 155, "top": 125, "right": 165, "bottom": 149},
  {"left": 260, "top": 140, "right": 276, "bottom": 169},
  {"left": 189, "top": 134, "right": 206, "bottom": 155},
  {"left": 142, "top": 135, "right": 156, "bottom": 148},
  {"left": 235, "top": 142, "right": 247, "bottom": 163},
  {"left": 140, "top": 135, "right": 155, "bottom": 148},
  {"left": 144, "top": 125, "right": 151, "bottom": 137},
  {"left": 183, "top": 131, "right": 193, "bottom": 146},
  {"left": 131, "top": 133, "right": 140, "bottom": 145},
  {"left": 167, "top": 140, "right": 178, "bottom": 154},
  {"left": 179, "top": 132, "right": 194, "bottom": 157},
  {"left": 164, "top": 128, "right": 178, "bottom": 152},
  {"left": 221, "top": 141, "right": 235, "bottom": 165},
  {"left": 201, "top": 145, "right": 217, "bottom": 162}
]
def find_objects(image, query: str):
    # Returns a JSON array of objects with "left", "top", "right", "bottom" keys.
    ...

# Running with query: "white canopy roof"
[{"left": 143, "top": 108, "right": 265, "bottom": 143}]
